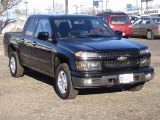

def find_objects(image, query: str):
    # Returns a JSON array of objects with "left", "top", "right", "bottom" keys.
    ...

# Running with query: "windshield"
[
  {"left": 110, "top": 15, "right": 130, "bottom": 24},
  {"left": 152, "top": 18, "right": 160, "bottom": 24},
  {"left": 53, "top": 17, "right": 117, "bottom": 39}
]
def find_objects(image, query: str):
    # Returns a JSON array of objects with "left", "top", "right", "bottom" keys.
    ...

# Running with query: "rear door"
[{"left": 19, "top": 17, "right": 39, "bottom": 66}]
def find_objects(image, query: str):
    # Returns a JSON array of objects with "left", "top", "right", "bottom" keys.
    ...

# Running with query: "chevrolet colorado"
[{"left": 3, "top": 14, "right": 154, "bottom": 99}]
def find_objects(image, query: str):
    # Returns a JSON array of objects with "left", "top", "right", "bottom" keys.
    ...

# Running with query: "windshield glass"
[
  {"left": 110, "top": 15, "right": 130, "bottom": 24},
  {"left": 152, "top": 18, "right": 160, "bottom": 24},
  {"left": 53, "top": 17, "right": 117, "bottom": 39}
]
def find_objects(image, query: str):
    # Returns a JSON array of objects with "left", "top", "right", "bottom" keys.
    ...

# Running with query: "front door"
[
  {"left": 132, "top": 18, "right": 142, "bottom": 36},
  {"left": 30, "top": 19, "right": 55, "bottom": 74}
]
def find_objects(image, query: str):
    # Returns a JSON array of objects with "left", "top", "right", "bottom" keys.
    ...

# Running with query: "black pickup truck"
[{"left": 3, "top": 14, "right": 154, "bottom": 99}]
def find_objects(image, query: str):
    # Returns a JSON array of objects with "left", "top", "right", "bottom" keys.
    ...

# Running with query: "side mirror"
[
  {"left": 37, "top": 32, "right": 49, "bottom": 40},
  {"left": 115, "top": 30, "right": 123, "bottom": 38}
]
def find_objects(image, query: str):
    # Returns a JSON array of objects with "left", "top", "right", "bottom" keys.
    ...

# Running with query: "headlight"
[
  {"left": 76, "top": 61, "right": 101, "bottom": 71},
  {"left": 75, "top": 51, "right": 99, "bottom": 59},
  {"left": 140, "top": 57, "right": 150, "bottom": 67},
  {"left": 140, "top": 48, "right": 150, "bottom": 54}
]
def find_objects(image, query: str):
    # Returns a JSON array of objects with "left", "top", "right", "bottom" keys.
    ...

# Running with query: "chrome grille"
[
  {"left": 99, "top": 51, "right": 139, "bottom": 58},
  {"left": 103, "top": 59, "right": 140, "bottom": 69}
]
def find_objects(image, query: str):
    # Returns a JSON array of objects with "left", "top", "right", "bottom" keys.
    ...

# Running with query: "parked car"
[
  {"left": 132, "top": 16, "right": 160, "bottom": 39},
  {"left": 3, "top": 14, "right": 154, "bottom": 99},
  {"left": 97, "top": 12, "right": 133, "bottom": 38},
  {"left": 129, "top": 15, "right": 141, "bottom": 23}
]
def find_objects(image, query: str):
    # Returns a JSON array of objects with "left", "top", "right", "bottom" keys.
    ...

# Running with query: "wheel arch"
[
  {"left": 54, "top": 53, "right": 72, "bottom": 76},
  {"left": 8, "top": 44, "right": 19, "bottom": 57}
]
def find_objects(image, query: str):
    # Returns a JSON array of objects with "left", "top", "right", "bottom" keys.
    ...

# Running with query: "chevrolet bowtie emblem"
[{"left": 117, "top": 57, "right": 127, "bottom": 61}]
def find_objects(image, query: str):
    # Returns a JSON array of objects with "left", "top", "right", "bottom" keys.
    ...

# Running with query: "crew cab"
[{"left": 3, "top": 14, "right": 154, "bottom": 99}]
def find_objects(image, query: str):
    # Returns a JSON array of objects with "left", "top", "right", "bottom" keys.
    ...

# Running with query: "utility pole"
[
  {"left": 65, "top": 0, "right": 68, "bottom": 14},
  {"left": 24, "top": 1, "right": 28, "bottom": 18},
  {"left": 102, "top": 0, "right": 104, "bottom": 12},
  {"left": 106, "top": 1, "right": 109, "bottom": 11},
  {"left": 74, "top": 5, "right": 79, "bottom": 13}
]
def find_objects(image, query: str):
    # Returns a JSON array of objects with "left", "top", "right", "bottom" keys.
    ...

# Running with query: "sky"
[{"left": 18, "top": 0, "right": 160, "bottom": 14}]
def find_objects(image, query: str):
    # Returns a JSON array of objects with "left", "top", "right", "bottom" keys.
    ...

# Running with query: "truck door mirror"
[
  {"left": 37, "top": 32, "right": 49, "bottom": 40},
  {"left": 115, "top": 30, "right": 122, "bottom": 38}
]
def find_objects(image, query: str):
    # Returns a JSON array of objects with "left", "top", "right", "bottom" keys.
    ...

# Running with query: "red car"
[{"left": 97, "top": 12, "right": 133, "bottom": 38}]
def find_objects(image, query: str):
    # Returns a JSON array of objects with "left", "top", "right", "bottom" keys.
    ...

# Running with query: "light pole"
[
  {"left": 146, "top": 0, "right": 149, "bottom": 14},
  {"left": 53, "top": 0, "right": 54, "bottom": 13},
  {"left": 24, "top": 1, "right": 28, "bottom": 18},
  {"left": 141, "top": 0, "right": 143, "bottom": 14},
  {"left": 65, "top": 0, "right": 68, "bottom": 14},
  {"left": 80, "top": 5, "right": 83, "bottom": 13},
  {"left": 136, "top": 0, "right": 138, "bottom": 12}
]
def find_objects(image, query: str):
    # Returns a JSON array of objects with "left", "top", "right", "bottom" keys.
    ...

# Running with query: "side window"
[
  {"left": 35, "top": 19, "right": 52, "bottom": 39},
  {"left": 133, "top": 18, "right": 142, "bottom": 25},
  {"left": 142, "top": 18, "right": 150, "bottom": 24},
  {"left": 24, "top": 18, "right": 38, "bottom": 36}
]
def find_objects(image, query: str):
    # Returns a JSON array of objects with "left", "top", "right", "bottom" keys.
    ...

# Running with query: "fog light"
[
  {"left": 145, "top": 73, "right": 152, "bottom": 81},
  {"left": 84, "top": 79, "right": 92, "bottom": 85}
]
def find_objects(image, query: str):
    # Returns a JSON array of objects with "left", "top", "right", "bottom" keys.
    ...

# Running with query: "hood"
[{"left": 58, "top": 37, "right": 147, "bottom": 52}]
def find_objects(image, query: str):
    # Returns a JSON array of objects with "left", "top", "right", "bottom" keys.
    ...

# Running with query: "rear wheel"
[
  {"left": 55, "top": 63, "right": 78, "bottom": 99},
  {"left": 146, "top": 30, "right": 154, "bottom": 40},
  {"left": 9, "top": 52, "right": 24, "bottom": 77},
  {"left": 123, "top": 82, "right": 145, "bottom": 91}
]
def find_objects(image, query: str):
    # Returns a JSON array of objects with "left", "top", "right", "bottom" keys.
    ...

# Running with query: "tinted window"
[
  {"left": 142, "top": 18, "right": 150, "bottom": 24},
  {"left": 152, "top": 18, "right": 160, "bottom": 24},
  {"left": 35, "top": 19, "right": 52, "bottom": 38},
  {"left": 133, "top": 18, "right": 142, "bottom": 25},
  {"left": 25, "top": 18, "right": 38, "bottom": 36},
  {"left": 110, "top": 16, "right": 130, "bottom": 24},
  {"left": 53, "top": 17, "right": 116, "bottom": 39}
]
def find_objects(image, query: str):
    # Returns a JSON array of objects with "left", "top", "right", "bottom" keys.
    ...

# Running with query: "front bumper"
[{"left": 71, "top": 66, "right": 154, "bottom": 88}]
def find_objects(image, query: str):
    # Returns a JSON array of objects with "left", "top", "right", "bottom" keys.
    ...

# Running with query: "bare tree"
[{"left": 0, "top": 0, "right": 22, "bottom": 15}]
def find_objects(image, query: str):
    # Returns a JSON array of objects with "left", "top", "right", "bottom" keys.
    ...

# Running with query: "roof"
[
  {"left": 97, "top": 12, "right": 127, "bottom": 16},
  {"left": 29, "top": 14, "right": 98, "bottom": 19}
]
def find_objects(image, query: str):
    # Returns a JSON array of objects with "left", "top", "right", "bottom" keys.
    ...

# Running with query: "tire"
[
  {"left": 55, "top": 63, "right": 78, "bottom": 99},
  {"left": 123, "top": 82, "right": 145, "bottom": 91},
  {"left": 9, "top": 52, "right": 24, "bottom": 77},
  {"left": 146, "top": 30, "right": 154, "bottom": 40}
]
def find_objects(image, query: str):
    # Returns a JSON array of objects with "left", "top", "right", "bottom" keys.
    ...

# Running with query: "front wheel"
[
  {"left": 55, "top": 63, "right": 78, "bottom": 99},
  {"left": 123, "top": 82, "right": 145, "bottom": 91}
]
